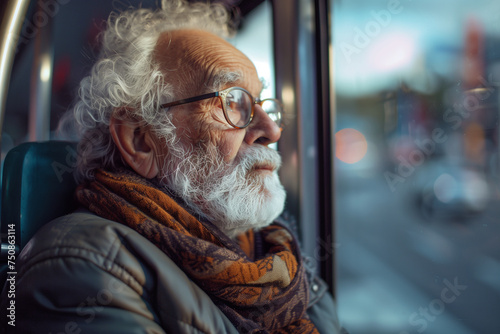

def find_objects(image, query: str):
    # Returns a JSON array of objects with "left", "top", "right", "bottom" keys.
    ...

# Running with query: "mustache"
[{"left": 234, "top": 146, "right": 282, "bottom": 173}]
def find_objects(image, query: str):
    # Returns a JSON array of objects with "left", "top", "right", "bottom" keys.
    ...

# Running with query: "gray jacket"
[{"left": 1, "top": 211, "right": 341, "bottom": 333}]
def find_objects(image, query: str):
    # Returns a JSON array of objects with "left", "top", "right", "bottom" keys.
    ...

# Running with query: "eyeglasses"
[{"left": 160, "top": 86, "right": 283, "bottom": 129}]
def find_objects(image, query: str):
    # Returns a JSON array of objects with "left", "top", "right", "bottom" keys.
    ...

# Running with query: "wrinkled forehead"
[{"left": 153, "top": 29, "right": 261, "bottom": 95}]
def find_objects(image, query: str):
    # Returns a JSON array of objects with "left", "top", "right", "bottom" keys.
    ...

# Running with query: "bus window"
[{"left": 332, "top": 0, "right": 500, "bottom": 333}]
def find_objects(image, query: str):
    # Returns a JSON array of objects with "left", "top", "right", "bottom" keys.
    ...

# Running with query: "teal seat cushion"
[{"left": 1, "top": 141, "right": 78, "bottom": 249}]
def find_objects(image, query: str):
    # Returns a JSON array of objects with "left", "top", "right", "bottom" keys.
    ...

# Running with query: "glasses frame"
[{"left": 159, "top": 86, "right": 282, "bottom": 129}]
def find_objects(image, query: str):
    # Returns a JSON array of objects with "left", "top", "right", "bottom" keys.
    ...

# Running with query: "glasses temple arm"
[{"left": 160, "top": 92, "right": 219, "bottom": 109}]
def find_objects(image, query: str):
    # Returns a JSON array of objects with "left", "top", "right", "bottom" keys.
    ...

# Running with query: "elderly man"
[{"left": 1, "top": 0, "right": 341, "bottom": 333}]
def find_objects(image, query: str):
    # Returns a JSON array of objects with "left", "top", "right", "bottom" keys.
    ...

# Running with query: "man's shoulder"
[
  {"left": 19, "top": 210, "right": 141, "bottom": 266},
  {"left": 34, "top": 210, "right": 139, "bottom": 247},
  {"left": 15, "top": 210, "right": 158, "bottom": 287},
  {"left": 39, "top": 209, "right": 133, "bottom": 238}
]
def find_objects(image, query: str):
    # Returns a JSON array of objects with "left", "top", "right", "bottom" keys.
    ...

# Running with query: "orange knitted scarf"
[{"left": 76, "top": 169, "right": 318, "bottom": 334}]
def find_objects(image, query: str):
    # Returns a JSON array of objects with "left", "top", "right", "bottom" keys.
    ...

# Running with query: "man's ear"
[{"left": 109, "top": 110, "right": 160, "bottom": 179}]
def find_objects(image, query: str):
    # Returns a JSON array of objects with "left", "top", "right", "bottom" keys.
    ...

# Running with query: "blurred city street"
[
  {"left": 332, "top": 1, "right": 500, "bottom": 333},
  {"left": 335, "top": 171, "right": 500, "bottom": 334}
]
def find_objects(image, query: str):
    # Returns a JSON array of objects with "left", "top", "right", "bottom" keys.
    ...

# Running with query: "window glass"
[
  {"left": 230, "top": 2, "right": 275, "bottom": 100},
  {"left": 332, "top": 1, "right": 500, "bottom": 333}
]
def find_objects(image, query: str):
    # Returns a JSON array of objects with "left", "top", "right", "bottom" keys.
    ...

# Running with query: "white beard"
[{"left": 157, "top": 142, "right": 286, "bottom": 238}]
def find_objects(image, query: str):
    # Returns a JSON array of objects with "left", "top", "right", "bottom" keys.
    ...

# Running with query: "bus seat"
[{"left": 0, "top": 141, "right": 78, "bottom": 283}]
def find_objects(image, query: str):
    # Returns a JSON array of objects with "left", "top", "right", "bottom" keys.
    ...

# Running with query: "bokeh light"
[
  {"left": 434, "top": 173, "right": 458, "bottom": 203},
  {"left": 335, "top": 128, "right": 368, "bottom": 164}
]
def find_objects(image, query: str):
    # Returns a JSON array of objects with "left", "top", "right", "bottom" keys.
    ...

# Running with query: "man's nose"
[{"left": 244, "top": 104, "right": 282, "bottom": 146}]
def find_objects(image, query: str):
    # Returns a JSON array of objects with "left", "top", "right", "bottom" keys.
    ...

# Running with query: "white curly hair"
[{"left": 62, "top": 0, "right": 234, "bottom": 182}]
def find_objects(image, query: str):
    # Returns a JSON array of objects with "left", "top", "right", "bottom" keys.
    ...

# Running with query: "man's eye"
[{"left": 227, "top": 101, "right": 239, "bottom": 112}]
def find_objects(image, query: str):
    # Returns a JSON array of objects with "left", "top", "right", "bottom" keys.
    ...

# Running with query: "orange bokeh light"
[{"left": 335, "top": 128, "right": 368, "bottom": 164}]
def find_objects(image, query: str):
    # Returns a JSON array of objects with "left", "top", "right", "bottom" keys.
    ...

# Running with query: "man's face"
[
  {"left": 152, "top": 29, "right": 285, "bottom": 237},
  {"left": 154, "top": 29, "right": 281, "bottom": 163}
]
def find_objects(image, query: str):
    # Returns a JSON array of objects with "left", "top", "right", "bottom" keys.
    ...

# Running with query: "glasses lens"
[
  {"left": 261, "top": 99, "right": 283, "bottom": 128},
  {"left": 225, "top": 89, "right": 252, "bottom": 127}
]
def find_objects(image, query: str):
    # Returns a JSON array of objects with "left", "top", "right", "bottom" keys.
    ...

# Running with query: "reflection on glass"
[{"left": 333, "top": 1, "right": 500, "bottom": 334}]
